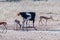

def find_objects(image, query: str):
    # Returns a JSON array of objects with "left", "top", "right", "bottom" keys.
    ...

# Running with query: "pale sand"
[
  {"left": 0, "top": 1, "right": 60, "bottom": 30},
  {"left": 0, "top": 30, "right": 59, "bottom": 40},
  {"left": 0, "top": 1, "right": 60, "bottom": 40}
]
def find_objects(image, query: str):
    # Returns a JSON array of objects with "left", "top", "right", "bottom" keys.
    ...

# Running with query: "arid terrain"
[
  {"left": 0, "top": 1, "right": 60, "bottom": 30},
  {"left": 0, "top": 0, "right": 60, "bottom": 40},
  {"left": 0, "top": 30, "right": 60, "bottom": 40}
]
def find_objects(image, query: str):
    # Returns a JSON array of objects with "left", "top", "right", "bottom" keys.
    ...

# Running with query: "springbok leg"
[
  {"left": 46, "top": 20, "right": 47, "bottom": 26},
  {"left": 2, "top": 24, "right": 7, "bottom": 33},
  {"left": 39, "top": 19, "right": 43, "bottom": 25}
]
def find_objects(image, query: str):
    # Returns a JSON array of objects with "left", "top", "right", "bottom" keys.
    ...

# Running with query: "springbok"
[
  {"left": 0, "top": 22, "right": 7, "bottom": 33},
  {"left": 15, "top": 19, "right": 21, "bottom": 30},
  {"left": 17, "top": 12, "right": 37, "bottom": 30},
  {"left": 39, "top": 16, "right": 54, "bottom": 25}
]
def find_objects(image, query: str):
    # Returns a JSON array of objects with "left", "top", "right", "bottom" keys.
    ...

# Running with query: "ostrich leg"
[
  {"left": 22, "top": 20, "right": 25, "bottom": 30},
  {"left": 33, "top": 20, "right": 37, "bottom": 30},
  {"left": 26, "top": 20, "right": 28, "bottom": 31}
]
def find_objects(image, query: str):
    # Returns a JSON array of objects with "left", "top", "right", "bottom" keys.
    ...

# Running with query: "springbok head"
[
  {"left": 50, "top": 16, "right": 53, "bottom": 19},
  {"left": 50, "top": 16, "right": 54, "bottom": 20}
]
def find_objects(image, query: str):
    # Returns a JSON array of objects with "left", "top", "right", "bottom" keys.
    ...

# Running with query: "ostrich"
[{"left": 17, "top": 12, "right": 37, "bottom": 30}]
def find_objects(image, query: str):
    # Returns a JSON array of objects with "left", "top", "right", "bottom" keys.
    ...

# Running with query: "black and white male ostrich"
[{"left": 17, "top": 12, "right": 37, "bottom": 30}]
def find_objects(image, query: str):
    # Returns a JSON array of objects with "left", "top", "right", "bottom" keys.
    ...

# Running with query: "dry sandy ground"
[
  {"left": 0, "top": 1, "right": 60, "bottom": 30},
  {"left": 0, "top": 30, "right": 60, "bottom": 40},
  {"left": 0, "top": 1, "right": 60, "bottom": 40}
]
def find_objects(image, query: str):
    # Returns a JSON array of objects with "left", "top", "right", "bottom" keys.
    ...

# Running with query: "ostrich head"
[{"left": 17, "top": 12, "right": 21, "bottom": 16}]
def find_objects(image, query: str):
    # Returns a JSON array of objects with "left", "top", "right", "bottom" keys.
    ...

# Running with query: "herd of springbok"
[{"left": 0, "top": 12, "right": 58, "bottom": 33}]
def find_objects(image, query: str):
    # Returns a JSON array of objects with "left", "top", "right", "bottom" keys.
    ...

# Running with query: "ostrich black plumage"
[{"left": 17, "top": 12, "right": 37, "bottom": 30}]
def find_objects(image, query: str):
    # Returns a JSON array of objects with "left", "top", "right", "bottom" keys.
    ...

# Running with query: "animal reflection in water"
[
  {"left": 17, "top": 12, "right": 37, "bottom": 30},
  {"left": 0, "top": 22, "right": 7, "bottom": 33}
]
